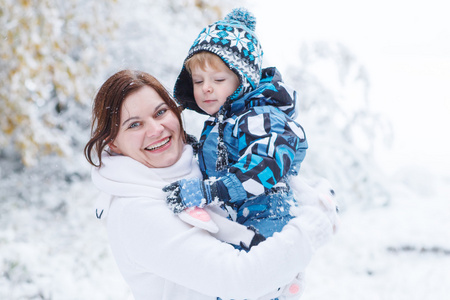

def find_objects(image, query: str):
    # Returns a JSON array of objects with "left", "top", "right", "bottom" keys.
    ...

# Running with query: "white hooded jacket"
[{"left": 92, "top": 145, "right": 319, "bottom": 300}]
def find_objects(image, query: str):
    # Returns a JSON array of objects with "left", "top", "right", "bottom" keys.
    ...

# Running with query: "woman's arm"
[{"left": 113, "top": 198, "right": 330, "bottom": 299}]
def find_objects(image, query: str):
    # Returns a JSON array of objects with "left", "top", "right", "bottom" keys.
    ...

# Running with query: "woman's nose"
[{"left": 146, "top": 121, "right": 164, "bottom": 137}]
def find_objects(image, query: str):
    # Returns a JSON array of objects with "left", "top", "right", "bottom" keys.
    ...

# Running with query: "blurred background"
[{"left": 1, "top": 0, "right": 449, "bottom": 299}]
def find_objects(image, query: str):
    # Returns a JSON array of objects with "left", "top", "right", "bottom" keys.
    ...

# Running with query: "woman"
[{"left": 84, "top": 70, "right": 334, "bottom": 300}]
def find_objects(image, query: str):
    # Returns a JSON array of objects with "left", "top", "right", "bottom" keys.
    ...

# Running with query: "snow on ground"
[{"left": 303, "top": 177, "right": 450, "bottom": 300}]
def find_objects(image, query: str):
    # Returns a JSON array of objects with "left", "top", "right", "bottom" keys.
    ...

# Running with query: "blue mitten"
[{"left": 163, "top": 178, "right": 229, "bottom": 214}]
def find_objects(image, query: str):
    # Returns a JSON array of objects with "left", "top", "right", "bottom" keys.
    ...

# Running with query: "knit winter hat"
[{"left": 174, "top": 7, "right": 264, "bottom": 115}]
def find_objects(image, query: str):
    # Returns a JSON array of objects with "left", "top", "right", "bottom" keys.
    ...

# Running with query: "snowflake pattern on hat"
[{"left": 188, "top": 8, "right": 263, "bottom": 96}]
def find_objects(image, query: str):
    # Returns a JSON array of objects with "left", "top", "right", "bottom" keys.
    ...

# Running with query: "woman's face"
[{"left": 109, "top": 86, "right": 184, "bottom": 168}]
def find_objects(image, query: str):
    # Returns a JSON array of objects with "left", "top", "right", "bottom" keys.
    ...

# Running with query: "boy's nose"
[{"left": 203, "top": 82, "right": 213, "bottom": 93}]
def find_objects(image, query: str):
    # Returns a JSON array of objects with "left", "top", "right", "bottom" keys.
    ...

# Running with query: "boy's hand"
[{"left": 163, "top": 178, "right": 217, "bottom": 214}]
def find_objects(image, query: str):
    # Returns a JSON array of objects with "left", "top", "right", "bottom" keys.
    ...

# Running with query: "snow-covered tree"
[
  {"left": 286, "top": 42, "right": 393, "bottom": 207},
  {"left": 105, "top": 0, "right": 239, "bottom": 87},
  {"left": 0, "top": 0, "right": 117, "bottom": 166}
]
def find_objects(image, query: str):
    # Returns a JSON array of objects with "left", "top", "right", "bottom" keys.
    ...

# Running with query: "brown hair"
[
  {"left": 185, "top": 51, "right": 227, "bottom": 74},
  {"left": 84, "top": 70, "right": 185, "bottom": 167}
]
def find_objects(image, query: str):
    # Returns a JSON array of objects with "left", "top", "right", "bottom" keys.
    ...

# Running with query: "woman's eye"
[
  {"left": 156, "top": 109, "right": 167, "bottom": 117},
  {"left": 193, "top": 80, "right": 203, "bottom": 84},
  {"left": 129, "top": 122, "right": 140, "bottom": 129}
]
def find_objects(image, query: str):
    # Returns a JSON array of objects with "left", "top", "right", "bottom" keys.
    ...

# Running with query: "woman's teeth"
[{"left": 146, "top": 137, "right": 170, "bottom": 151}]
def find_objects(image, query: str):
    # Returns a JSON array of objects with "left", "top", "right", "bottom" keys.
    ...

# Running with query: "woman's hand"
[{"left": 290, "top": 176, "right": 340, "bottom": 234}]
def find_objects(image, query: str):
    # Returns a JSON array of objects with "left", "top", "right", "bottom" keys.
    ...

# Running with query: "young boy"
[{"left": 165, "top": 8, "right": 308, "bottom": 242}]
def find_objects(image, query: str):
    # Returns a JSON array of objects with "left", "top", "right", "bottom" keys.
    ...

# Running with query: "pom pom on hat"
[{"left": 224, "top": 7, "right": 256, "bottom": 31}]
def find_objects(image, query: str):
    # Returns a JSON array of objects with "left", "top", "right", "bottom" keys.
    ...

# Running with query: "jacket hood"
[{"left": 228, "top": 67, "right": 298, "bottom": 119}]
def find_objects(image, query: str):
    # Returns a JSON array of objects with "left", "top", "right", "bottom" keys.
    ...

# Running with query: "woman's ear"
[{"left": 108, "top": 141, "right": 122, "bottom": 154}]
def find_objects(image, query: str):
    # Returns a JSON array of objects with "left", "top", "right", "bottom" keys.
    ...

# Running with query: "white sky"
[{"left": 248, "top": 0, "right": 450, "bottom": 175}]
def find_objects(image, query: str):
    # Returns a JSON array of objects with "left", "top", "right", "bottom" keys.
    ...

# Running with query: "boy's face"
[{"left": 191, "top": 61, "right": 240, "bottom": 115}]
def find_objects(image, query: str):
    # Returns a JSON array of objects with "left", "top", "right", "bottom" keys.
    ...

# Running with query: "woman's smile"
[{"left": 145, "top": 137, "right": 171, "bottom": 152}]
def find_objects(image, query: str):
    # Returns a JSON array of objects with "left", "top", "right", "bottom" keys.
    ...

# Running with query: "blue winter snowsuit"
[{"left": 195, "top": 68, "right": 307, "bottom": 237}]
